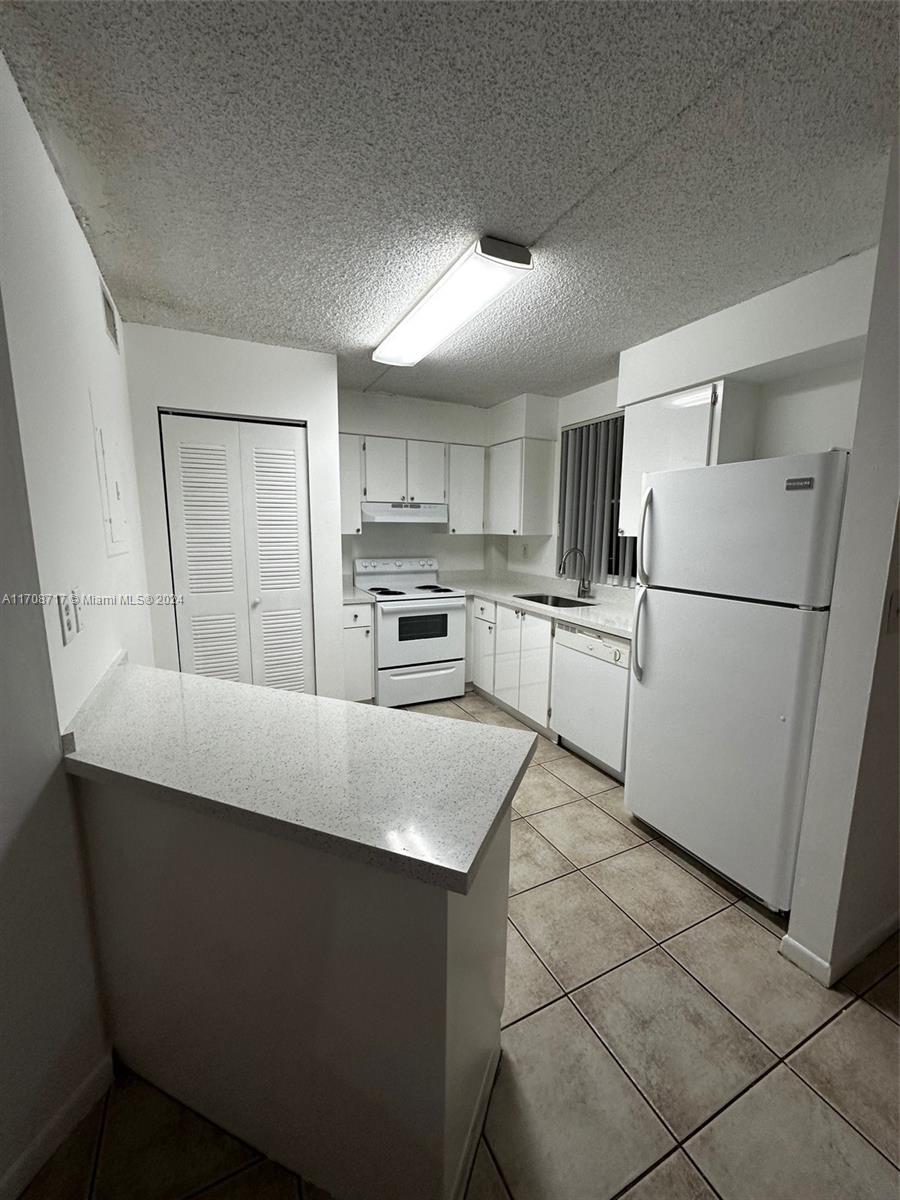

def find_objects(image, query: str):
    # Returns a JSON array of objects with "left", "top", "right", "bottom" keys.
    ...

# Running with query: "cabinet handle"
[
  {"left": 451, "top": 527, "right": 456, "bottom": 533},
  {"left": 410, "top": 495, "right": 415, "bottom": 501},
  {"left": 356, "top": 526, "right": 361, "bottom": 533},
  {"left": 365, "top": 629, "right": 371, "bottom": 638},
  {"left": 353, "top": 612, "right": 359, "bottom": 621},
  {"left": 401, "top": 495, "right": 406, "bottom": 501},
  {"left": 512, "top": 528, "right": 517, "bottom": 534},
  {"left": 488, "top": 625, "right": 493, "bottom": 632}
]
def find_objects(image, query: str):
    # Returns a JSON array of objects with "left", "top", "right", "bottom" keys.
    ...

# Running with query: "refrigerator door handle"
[
  {"left": 637, "top": 486, "right": 652, "bottom": 585},
  {"left": 631, "top": 585, "right": 647, "bottom": 682}
]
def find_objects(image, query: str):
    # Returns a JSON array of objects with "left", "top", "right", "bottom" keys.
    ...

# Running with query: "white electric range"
[{"left": 353, "top": 558, "right": 467, "bottom": 707}]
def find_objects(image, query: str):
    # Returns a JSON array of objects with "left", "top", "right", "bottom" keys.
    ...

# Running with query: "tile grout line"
[
  {"left": 175, "top": 1157, "right": 266, "bottom": 1200},
  {"left": 781, "top": 1053, "right": 900, "bottom": 1172},
  {"left": 606, "top": 1145, "right": 722, "bottom": 1200}
]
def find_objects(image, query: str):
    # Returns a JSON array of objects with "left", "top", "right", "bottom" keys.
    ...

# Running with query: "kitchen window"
[{"left": 558, "top": 412, "right": 636, "bottom": 586}]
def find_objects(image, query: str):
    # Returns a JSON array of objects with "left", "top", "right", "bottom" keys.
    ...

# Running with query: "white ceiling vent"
[{"left": 100, "top": 279, "right": 119, "bottom": 350}]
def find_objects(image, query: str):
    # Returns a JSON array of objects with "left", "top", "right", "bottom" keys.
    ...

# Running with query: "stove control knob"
[
  {"left": 419, "top": 559, "right": 426, "bottom": 566},
  {"left": 427, "top": 559, "right": 434, "bottom": 566},
  {"left": 395, "top": 560, "right": 402, "bottom": 567}
]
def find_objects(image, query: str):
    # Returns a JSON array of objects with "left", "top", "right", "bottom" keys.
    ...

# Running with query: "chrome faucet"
[{"left": 558, "top": 547, "right": 592, "bottom": 600}]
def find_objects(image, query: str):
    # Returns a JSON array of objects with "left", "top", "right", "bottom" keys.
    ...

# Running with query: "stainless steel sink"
[{"left": 514, "top": 593, "right": 591, "bottom": 608}]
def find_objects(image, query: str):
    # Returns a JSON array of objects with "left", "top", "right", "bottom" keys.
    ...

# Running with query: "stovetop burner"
[
  {"left": 369, "top": 587, "right": 404, "bottom": 596},
  {"left": 415, "top": 585, "right": 453, "bottom": 593}
]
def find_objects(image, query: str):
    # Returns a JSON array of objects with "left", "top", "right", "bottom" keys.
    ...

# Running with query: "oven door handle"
[{"left": 378, "top": 597, "right": 466, "bottom": 616}]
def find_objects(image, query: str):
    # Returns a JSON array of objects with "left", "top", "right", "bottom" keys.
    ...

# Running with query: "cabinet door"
[
  {"left": 364, "top": 436, "right": 407, "bottom": 501},
  {"left": 407, "top": 440, "right": 446, "bottom": 503},
  {"left": 520, "top": 438, "right": 556, "bottom": 535},
  {"left": 240, "top": 423, "right": 316, "bottom": 693},
  {"left": 485, "top": 440, "right": 523, "bottom": 534},
  {"left": 493, "top": 603, "right": 521, "bottom": 708},
  {"left": 448, "top": 444, "right": 485, "bottom": 534},
  {"left": 472, "top": 617, "right": 495, "bottom": 693},
  {"left": 619, "top": 385, "right": 715, "bottom": 537},
  {"left": 342, "top": 625, "right": 374, "bottom": 701},
  {"left": 339, "top": 433, "right": 363, "bottom": 535},
  {"left": 518, "top": 612, "right": 552, "bottom": 725},
  {"left": 162, "top": 414, "right": 252, "bottom": 683}
]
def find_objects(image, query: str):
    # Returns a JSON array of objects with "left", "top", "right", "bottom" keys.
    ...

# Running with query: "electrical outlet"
[
  {"left": 58, "top": 592, "right": 76, "bottom": 645},
  {"left": 71, "top": 589, "right": 83, "bottom": 633}
]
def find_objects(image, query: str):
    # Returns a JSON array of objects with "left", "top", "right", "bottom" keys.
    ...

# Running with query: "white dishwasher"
[{"left": 550, "top": 623, "right": 630, "bottom": 776}]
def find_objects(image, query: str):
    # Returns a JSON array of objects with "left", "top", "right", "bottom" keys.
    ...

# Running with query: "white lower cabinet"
[
  {"left": 342, "top": 605, "right": 374, "bottom": 701},
  {"left": 518, "top": 612, "right": 552, "bottom": 725},
  {"left": 492, "top": 603, "right": 551, "bottom": 725},
  {"left": 472, "top": 615, "right": 495, "bottom": 693}
]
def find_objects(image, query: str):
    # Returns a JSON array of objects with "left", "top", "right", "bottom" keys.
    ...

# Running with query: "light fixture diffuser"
[{"left": 372, "top": 236, "right": 533, "bottom": 366}]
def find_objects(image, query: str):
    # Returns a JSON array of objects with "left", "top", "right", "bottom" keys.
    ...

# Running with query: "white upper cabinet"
[
  {"left": 448, "top": 444, "right": 485, "bottom": 534},
  {"left": 485, "top": 438, "right": 555, "bottom": 535},
  {"left": 619, "top": 384, "right": 717, "bottom": 537},
  {"left": 364, "top": 435, "right": 408, "bottom": 501},
  {"left": 339, "top": 433, "right": 363, "bottom": 535},
  {"left": 406, "top": 439, "right": 446, "bottom": 503},
  {"left": 619, "top": 380, "right": 759, "bottom": 537}
]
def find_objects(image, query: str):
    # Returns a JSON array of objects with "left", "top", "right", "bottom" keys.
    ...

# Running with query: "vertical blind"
[{"left": 557, "top": 414, "right": 636, "bottom": 586}]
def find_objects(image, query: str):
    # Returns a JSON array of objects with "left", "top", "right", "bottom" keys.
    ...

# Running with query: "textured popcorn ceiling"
[{"left": 0, "top": 1, "right": 896, "bottom": 406}]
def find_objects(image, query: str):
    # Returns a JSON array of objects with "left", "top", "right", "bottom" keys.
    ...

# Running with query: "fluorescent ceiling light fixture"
[{"left": 372, "top": 236, "right": 533, "bottom": 366}]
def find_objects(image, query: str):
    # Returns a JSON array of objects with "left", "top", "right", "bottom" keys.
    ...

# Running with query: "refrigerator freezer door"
[
  {"left": 625, "top": 588, "right": 828, "bottom": 909},
  {"left": 641, "top": 450, "right": 847, "bottom": 607}
]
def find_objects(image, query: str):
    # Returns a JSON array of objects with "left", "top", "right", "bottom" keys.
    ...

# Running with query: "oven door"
[{"left": 375, "top": 597, "right": 466, "bottom": 668}]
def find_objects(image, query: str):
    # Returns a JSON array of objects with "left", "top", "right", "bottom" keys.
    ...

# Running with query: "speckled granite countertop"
[
  {"left": 443, "top": 572, "right": 635, "bottom": 639},
  {"left": 63, "top": 663, "right": 535, "bottom": 893}
]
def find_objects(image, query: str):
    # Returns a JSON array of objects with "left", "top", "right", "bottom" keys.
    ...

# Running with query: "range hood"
[{"left": 361, "top": 501, "right": 449, "bottom": 525}]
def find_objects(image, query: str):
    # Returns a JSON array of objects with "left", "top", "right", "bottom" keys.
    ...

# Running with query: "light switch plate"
[
  {"left": 71, "top": 589, "right": 83, "bottom": 633},
  {"left": 58, "top": 592, "right": 76, "bottom": 645}
]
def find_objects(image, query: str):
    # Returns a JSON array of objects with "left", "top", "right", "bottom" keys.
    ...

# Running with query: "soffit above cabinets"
[{"left": 0, "top": 2, "right": 895, "bottom": 407}]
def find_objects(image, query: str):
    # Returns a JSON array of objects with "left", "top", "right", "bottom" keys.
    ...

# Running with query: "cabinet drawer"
[
  {"left": 473, "top": 597, "right": 496, "bottom": 623},
  {"left": 343, "top": 604, "right": 373, "bottom": 629}
]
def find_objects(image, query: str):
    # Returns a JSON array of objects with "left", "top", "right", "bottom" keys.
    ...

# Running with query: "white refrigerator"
[{"left": 625, "top": 450, "right": 848, "bottom": 911}]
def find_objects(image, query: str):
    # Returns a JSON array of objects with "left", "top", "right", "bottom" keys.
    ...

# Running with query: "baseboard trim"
[
  {"left": 448, "top": 1047, "right": 501, "bottom": 1200},
  {"left": 781, "top": 914, "right": 900, "bottom": 988},
  {"left": 780, "top": 935, "right": 833, "bottom": 985},
  {"left": 0, "top": 1055, "right": 112, "bottom": 1200}
]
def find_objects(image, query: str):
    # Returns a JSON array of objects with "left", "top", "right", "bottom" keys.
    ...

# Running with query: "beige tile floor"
[{"left": 22, "top": 692, "right": 899, "bottom": 1200}]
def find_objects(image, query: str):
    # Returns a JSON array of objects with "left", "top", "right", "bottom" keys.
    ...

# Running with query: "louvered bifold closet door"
[
  {"left": 161, "top": 415, "right": 252, "bottom": 682},
  {"left": 239, "top": 423, "right": 316, "bottom": 694}
]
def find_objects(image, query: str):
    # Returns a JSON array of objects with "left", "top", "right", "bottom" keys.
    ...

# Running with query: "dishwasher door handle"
[{"left": 631, "top": 586, "right": 647, "bottom": 683}]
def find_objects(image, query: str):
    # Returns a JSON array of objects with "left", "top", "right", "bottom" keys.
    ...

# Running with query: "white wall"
[
  {"left": 0, "top": 54, "right": 153, "bottom": 730},
  {"left": 0, "top": 283, "right": 109, "bottom": 1199},
  {"left": 125, "top": 324, "right": 345, "bottom": 698},
  {"left": 753, "top": 359, "right": 862, "bottom": 459},
  {"left": 339, "top": 388, "right": 488, "bottom": 444},
  {"left": 784, "top": 144, "right": 899, "bottom": 985},
  {"left": 617, "top": 250, "right": 876, "bottom": 408}
]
